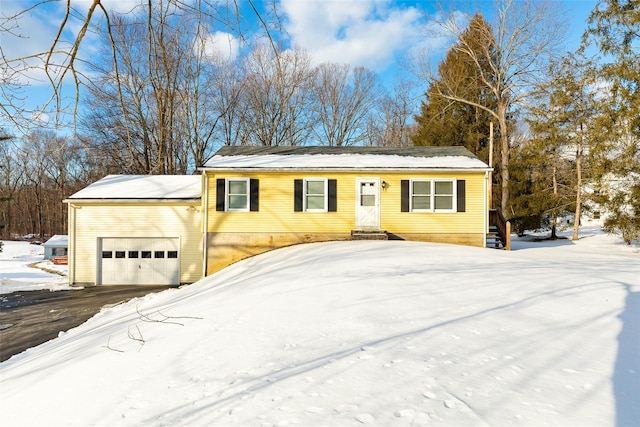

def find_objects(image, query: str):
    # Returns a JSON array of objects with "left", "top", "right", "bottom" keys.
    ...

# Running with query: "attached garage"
[
  {"left": 99, "top": 237, "right": 180, "bottom": 285},
  {"left": 65, "top": 175, "right": 203, "bottom": 286}
]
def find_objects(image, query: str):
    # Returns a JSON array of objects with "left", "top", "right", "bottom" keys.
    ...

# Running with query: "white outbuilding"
[{"left": 43, "top": 235, "right": 68, "bottom": 259}]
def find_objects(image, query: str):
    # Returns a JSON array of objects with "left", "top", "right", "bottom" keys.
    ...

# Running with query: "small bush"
[
  {"left": 510, "top": 215, "right": 545, "bottom": 236},
  {"left": 603, "top": 213, "right": 639, "bottom": 245}
]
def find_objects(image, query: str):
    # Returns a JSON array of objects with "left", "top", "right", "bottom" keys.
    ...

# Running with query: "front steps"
[
  {"left": 351, "top": 230, "right": 389, "bottom": 240},
  {"left": 486, "top": 226, "right": 505, "bottom": 249}
]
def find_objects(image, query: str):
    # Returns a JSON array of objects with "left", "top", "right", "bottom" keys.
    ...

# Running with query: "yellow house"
[
  {"left": 200, "top": 146, "right": 493, "bottom": 275},
  {"left": 65, "top": 175, "right": 203, "bottom": 286},
  {"left": 65, "top": 146, "right": 494, "bottom": 285}
]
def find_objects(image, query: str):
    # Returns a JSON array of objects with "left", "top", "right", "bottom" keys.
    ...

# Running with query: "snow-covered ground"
[
  {"left": 0, "top": 241, "right": 71, "bottom": 294},
  {"left": 0, "top": 229, "right": 639, "bottom": 427}
]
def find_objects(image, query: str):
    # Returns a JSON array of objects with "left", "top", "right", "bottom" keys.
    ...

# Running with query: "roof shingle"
[{"left": 202, "top": 145, "right": 489, "bottom": 170}]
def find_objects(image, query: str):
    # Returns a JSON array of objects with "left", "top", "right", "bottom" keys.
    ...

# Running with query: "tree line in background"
[{"left": 1, "top": 0, "right": 638, "bottom": 243}]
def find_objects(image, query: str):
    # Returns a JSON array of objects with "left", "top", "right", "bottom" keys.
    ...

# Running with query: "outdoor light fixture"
[{"left": 381, "top": 181, "right": 388, "bottom": 189}]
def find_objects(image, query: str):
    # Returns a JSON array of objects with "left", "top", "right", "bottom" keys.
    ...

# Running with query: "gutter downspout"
[
  {"left": 202, "top": 171, "right": 208, "bottom": 278},
  {"left": 69, "top": 203, "right": 76, "bottom": 285},
  {"left": 484, "top": 171, "right": 489, "bottom": 244}
]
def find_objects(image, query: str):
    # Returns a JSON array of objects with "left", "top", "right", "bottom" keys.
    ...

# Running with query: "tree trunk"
[
  {"left": 573, "top": 158, "right": 582, "bottom": 240},
  {"left": 2, "top": 201, "right": 10, "bottom": 239},
  {"left": 552, "top": 163, "right": 558, "bottom": 239},
  {"left": 573, "top": 125, "right": 584, "bottom": 240},
  {"left": 498, "top": 104, "right": 510, "bottom": 215}
]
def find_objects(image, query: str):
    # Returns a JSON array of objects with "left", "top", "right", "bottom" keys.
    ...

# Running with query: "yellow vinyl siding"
[
  {"left": 207, "top": 172, "right": 355, "bottom": 233},
  {"left": 206, "top": 171, "right": 486, "bottom": 235},
  {"left": 381, "top": 172, "right": 485, "bottom": 234},
  {"left": 68, "top": 202, "right": 202, "bottom": 285}
]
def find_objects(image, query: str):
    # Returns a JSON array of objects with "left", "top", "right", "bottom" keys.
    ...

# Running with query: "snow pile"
[
  {"left": 0, "top": 241, "right": 70, "bottom": 294},
  {"left": 0, "top": 229, "right": 639, "bottom": 426},
  {"left": 67, "top": 175, "right": 202, "bottom": 200},
  {"left": 203, "top": 153, "right": 489, "bottom": 169}
]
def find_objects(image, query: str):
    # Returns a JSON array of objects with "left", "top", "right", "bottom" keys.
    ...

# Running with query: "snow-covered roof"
[
  {"left": 201, "top": 146, "right": 490, "bottom": 170},
  {"left": 43, "top": 235, "right": 68, "bottom": 247},
  {"left": 66, "top": 175, "right": 201, "bottom": 201}
]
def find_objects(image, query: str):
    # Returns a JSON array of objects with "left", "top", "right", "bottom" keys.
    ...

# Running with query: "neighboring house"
[
  {"left": 200, "top": 146, "right": 492, "bottom": 274},
  {"left": 64, "top": 175, "right": 203, "bottom": 286},
  {"left": 43, "top": 235, "right": 68, "bottom": 259},
  {"left": 65, "top": 146, "right": 493, "bottom": 285}
]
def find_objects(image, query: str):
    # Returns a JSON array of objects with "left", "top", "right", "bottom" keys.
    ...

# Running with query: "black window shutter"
[
  {"left": 294, "top": 179, "right": 303, "bottom": 212},
  {"left": 457, "top": 180, "right": 466, "bottom": 212},
  {"left": 328, "top": 179, "right": 337, "bottom": 212},
  {"left": 401, "top": 180, "right": 410, "bottom": 212},
  {"left": 250, "top": 179, "right": 259, "bottom": 212},
  {"left": 216, "top": 178, "right": 225, "bottom": 211}
]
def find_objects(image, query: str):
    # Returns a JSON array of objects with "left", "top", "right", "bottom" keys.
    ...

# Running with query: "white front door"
[{"left": 356, "top": 178, "right": 380, "bottom": 229}]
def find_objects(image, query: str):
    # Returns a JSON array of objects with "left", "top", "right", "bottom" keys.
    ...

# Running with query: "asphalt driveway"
[{"left": 0, "top": 285, "right": 178, "bottom": 362}]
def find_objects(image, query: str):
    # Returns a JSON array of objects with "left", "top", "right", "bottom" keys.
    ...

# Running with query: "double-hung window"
[
  {"left": 433, "top": 181, "right": 454, "bottom": 211},
  {"left": 227, "top": 178, "right": 249, "bottom": 211},
  {"left": 411, "top": 180, "right": 431, "bottom": 211},
  {"left": 216, "top": 178, "right": 259, "bottom": 212},
  {"left": 294, "top": 179, "right": 337, "bottom": 212},
  {"left": 405, "top": 179, "right": 458, "bottom": 213},
  {"left": 304, "top": 179, "right": 327, "bottom": 211}
]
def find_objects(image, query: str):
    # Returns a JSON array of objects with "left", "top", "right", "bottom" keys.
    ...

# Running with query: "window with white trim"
[
  {"left": 410, "top": 179, "right": 456, "bottom": 212},
  {"left": 304, "top": 179, "right": 328, "bottom": 211},
  {"left": 412, "top": 180, "right": 431, "bottom": 211},
  {"left": 227, "top": 178, "right": 249, "bottom": 211},
  {"left": 434, "top": 181, "right": 454, "bottom": 210},
  {"left": 294, "top": 179, "right": 337, "bottom": 212},
  {"left": 216, "top": 178, "right": 259, "bottom": 212}
]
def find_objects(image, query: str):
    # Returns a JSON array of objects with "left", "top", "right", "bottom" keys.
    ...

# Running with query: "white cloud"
[
  {"left": 404, "top": 9, "right": 467, "bottom": 75},
  {"left": 72, "top": 0, "right": 145, "bottom": 15},
  {"left": 200, "top": 31, "right": 241, "bottom": 63},
  {"left": 30, "top": 111, "right": 50, "bottom": 125},
  {"left": 279, "top": 0, "right": 424, "bottom": 72}
]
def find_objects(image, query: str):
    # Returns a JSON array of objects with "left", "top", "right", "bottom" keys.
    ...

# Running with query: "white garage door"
[{"left": 100, "top": 238, "right": 180, "bottom": 285}]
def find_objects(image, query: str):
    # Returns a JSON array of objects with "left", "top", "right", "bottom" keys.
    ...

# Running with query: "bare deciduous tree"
[
  {"left": 417, "top": 0, "right": 565, "bottom": 214},
  {"left": 0, "top": 139, "right": 20, "bottom": 238},
  {"left": 239, "top": 45, "right": 316, "bottom": 146},
  {"left": 10, "top": 130, "right": 84, "bottom": 237},
  {"left": 313, "top": 63, "right": 380, "bottom": 146},
  {"left": 367, "top": 80, "right": 416, "bottom": 147},
  {"left": 81, "top": 4, "right": 231, "bottom": 173},
  {"left": 1, "top": 0, "right": 279, "bottom": 132},
  {"left": 215, "top": 62, "right": 247, "bottom": 147}
]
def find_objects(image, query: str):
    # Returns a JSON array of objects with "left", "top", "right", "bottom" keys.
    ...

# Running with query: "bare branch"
[
  {"left": 127, "top": 325, "right": 145, "bottom": 351},
  {"left": 2, "top": 0, "right": 280, "bottom": 133},
  {"left": 136, "top": 304, "right": 202, "bottom": 326},
  {"left": 102, "top": 335, "right": 124, "bottom": 353}
]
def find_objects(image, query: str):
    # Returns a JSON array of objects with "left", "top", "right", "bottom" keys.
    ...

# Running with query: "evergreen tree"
[
  {"left": 413, "top": 14, "right": 501, "bottom": 206},
  {"left": 512, "top": 54, "right": 599, "bottom": 238},
  {"left": 583, "top": 0, "right": 640, "bottom": 242},
  {"left": 413, "top": 13, "right": 497, "bottom": 163},
  {"left": 510, "top": 128, "right": 572, "bottom": 239}
]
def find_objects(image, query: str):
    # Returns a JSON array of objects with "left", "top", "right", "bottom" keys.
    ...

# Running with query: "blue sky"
[{"left": 1, "top": 0, "right": 598, "bottom": 134}]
